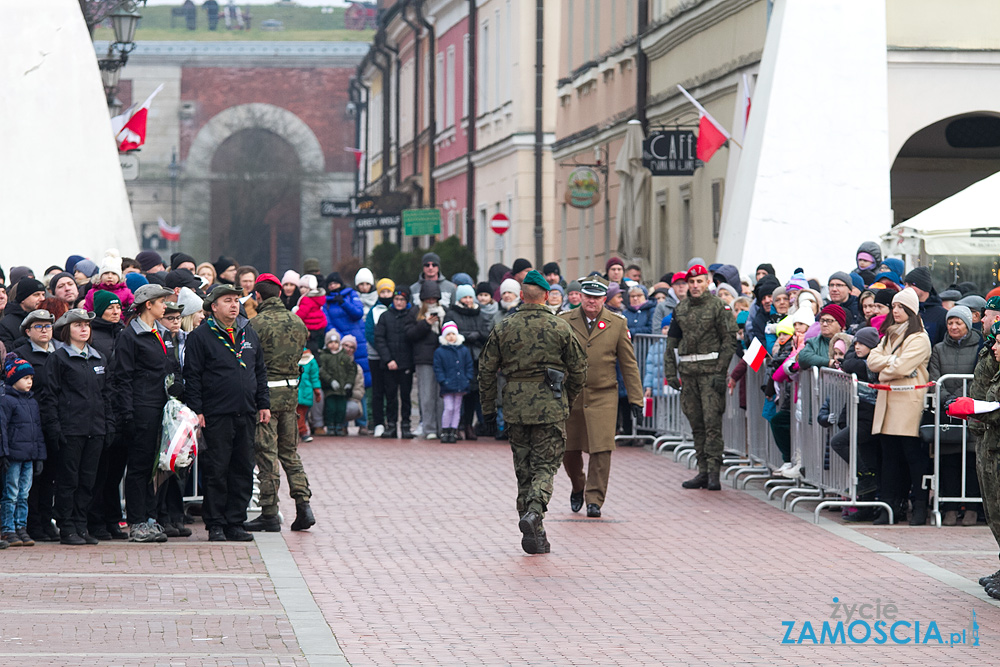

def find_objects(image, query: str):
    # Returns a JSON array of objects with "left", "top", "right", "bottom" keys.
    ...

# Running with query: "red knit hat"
[{"left": 820, "top": 303, "right": 847, "bottom": 330}]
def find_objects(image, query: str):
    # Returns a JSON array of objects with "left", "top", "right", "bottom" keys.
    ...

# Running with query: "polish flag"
[
  {"left": 677, "top": 84, "right": 731, "bottom": 163},
  {"left": 158, "top": 216, "right": 181, "bottom": 242},
  {"left": 947, "top": 397, "right": 1000, "bottom": 419},
  {"left": 743, "top": 337, "right": 767, "bottom": 372},
  {"left": 739, "top": 73, "right": 752, "bottom": 141},
  {"left": 116, "top": 84, "right": 164, "bottom": 152},
  {"left": 345, "top": 147, "right": 364, "bottom": 169}
]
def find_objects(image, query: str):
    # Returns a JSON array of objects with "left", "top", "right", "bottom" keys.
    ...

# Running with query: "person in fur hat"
[
  {"left": 432, "top": 322, "right": 474, "bottom": 443},
  {"left": 83, "top": 250, "right": 134, "bottom": 312}
]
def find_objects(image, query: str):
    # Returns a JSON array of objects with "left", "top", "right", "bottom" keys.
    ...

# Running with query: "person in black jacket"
[
  {"left": 374, "top": 286, "right": 416, "bottom": 439},
  {"left": 0, "top": 353, "right": 47, "bottom": 548},
  {"left": 446, "top": 284, "right": 492, "bottom": 440},
  {"left": 109, "top": 284, "right": 178, "bottom": 544},
  {"left": 40, "top": 309, "right": 114, "bottom": 545},
  {"left": 183, "top": 284, "right": 269, "bottom": 542},
  {"left": 0, "top": 277, "right": 47, "bottom": 351},
  {"left": 88, "top": 290, "right": 124, "bottom": 361},
  {"left": 15, "top": 310, "right": 61, "bottom": 542}
]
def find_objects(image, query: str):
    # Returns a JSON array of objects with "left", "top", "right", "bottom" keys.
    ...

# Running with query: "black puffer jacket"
[
  {"left": 40, "top": 344, "right": 113, "bottom": 439},
  {"left": 406, "top": 316, "right": 440, "bottom": 366},
  {"left": 0, "top": 304, "right": 29, "bottom": 351},
  {"left": 0, "top": 388, "right": 46, "bottom": 461},
  {"left": 90, "top": 317, "right": 124, "bottom": 362},
  {"left": 109, "top": 318, "right": 181, "bottom": 424},
  {"left": 374, "top": 305, "right": 416, "bottom": 370},
  {"left": 445, "top": 303, "right": 491, "bottom": 361}
]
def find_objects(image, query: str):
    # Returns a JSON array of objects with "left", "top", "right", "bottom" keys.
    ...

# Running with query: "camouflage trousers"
[
  {"left": 508, "top": 422, "right": 566, "bottom": 518},
  {"left": 976, "top": 440, "right": 1000, "bottom": 558},
  {"left": 254, "top": 391, "right": 311, "bottom": 516},
  {"left": 680, "top": 373, "right": 727, "bottom": 473}
]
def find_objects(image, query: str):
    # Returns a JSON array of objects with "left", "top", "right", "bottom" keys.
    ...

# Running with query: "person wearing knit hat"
[
  {"left": 796, "top": 304, "right": 846, "bottom": 371},
  {"left": 866, "top": 285, "right": 933, "bottom": 525},
  {"left": 88, "top": 289, "right": 125, "bottom": 362},
  {"left": 353, "top": 268, "right": 378, "bottom": 317},
  {"left": 91, "top": 290, "right": 120, "bottom": 319},
  {"left": 135, "top": 251, "right": 165, "bottom": 274},
  {"left": 302, "top": 258, "right": 321, "bottom": 276},
  {"left": 903, "top": 266, "right": 933, "bottom": 294},
  {"left": 0, "top": 349, "right": 43, "bottom": 547},
  {"left": 500, "top": 278, "right": 521, "bottom": 297},
  {"left": 83, "top": 251, "right": 135, "bottom": 314},
  {"left": 49, "top": 271, "right": 78, "bottom": 306},
  {"left": 476, "top": 281, "right": 493, "bottom": 296},
  {"left": 826, "top": 271, "right": 859, "bottom": 326},
  {"left": 450, "top": 272, "right": 474, "bottom": 287},
  {"left": 454, "top": 284, "right": 476, "bottom": 303},
  {"left": 8, "top": 267, "right": 34, "bottom": 285},
  {"left": 376, "top": 278, "right": 395, "bottom": 295},
  {"left": 65, "top": 256, "right": 84, "bottom": 274},
  {"left": 124, "top": 272, "right": 149, "bottom": 294},
  {"left": 3, "top": 352, "right": 34, "bottom": 387},
  {"left": 849, "top": 272, "right": 865, "bottom": 293},
  {"left": 0, "top": 277, "right": 46, "bottom": 351},
  {"left": 542, "top": 262, "right": 562, "bottom": 286},
  {"left": 899, "top": 269, "right": 949, "bottom": 345},
  {"left": 755, "top": 263, "right": 775, "bottom": 280},
  {"left": 410, "top": 254, "right": 457, "bottom": 309},
  {"left": 942, "top": 305, "right": 974, "bottom": 339},
  {"left": 170, "top": 253, "right": 196, "bottom": 272},
  {"left": 432, "top": 320, "right": 473, "bottom": 442},
  {"left": 510, "top": 258, "right": 532, "bottom": 281},
  {"left": 73, "top": 259, "right": 99, "bottom": 284},
  {"left": 354, "top": 268, "right": 375, "bottom": 290}
]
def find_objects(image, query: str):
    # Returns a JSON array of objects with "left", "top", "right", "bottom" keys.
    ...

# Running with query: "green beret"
[
  {"left": 990, "top": 319, "right": 1000, "bottom": 342},
  {"left": 986, "top": 296, "right": 1000, "bottom": 312},
  {"left": 522, "top": 270, "right": 551, "bottom": 292}
]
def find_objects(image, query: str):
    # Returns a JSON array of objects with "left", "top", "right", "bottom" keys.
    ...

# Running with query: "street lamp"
[
  {"left": 110, "top": 6, "right": 142, "bottom": 47},
  {"left": 108, "top": 96, "right": 123, "bottom": 117}
]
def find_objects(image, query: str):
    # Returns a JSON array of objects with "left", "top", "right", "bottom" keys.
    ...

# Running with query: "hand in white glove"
[
  {"left": 345, "top": 384, "right": 352, "bottom": 391},
  {"left": 330, "top": 380, "right": 341, "bottom": 390}
]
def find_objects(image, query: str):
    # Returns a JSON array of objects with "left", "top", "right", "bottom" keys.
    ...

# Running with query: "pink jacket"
[
  {"left": 295, "top": 293, "right": 328, "bottom": 331},
  {"left": 83, "top": 280, "right": 134, "bottom": 311}
]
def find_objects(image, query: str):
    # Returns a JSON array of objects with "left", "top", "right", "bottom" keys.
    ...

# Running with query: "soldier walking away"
[
  {"left": 479, "top": 270, "right": 586, "bottom": 554},
  {"left": 664, "top": 264, "right": 740, "bottom": 491},
  {"left": 559, "top": 278, "right": 642, "bottom": 518},
  {"left": 183, "top": 285, "right": 270, "bottom": 542},
  {"left": 245, "top": 275, "right": 316, "bottom": 533}
]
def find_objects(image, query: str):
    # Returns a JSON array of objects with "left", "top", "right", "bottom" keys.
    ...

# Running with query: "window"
[
  {"left": 494, "top": 9, "right": 501, "bottom": 107},
  {"left": 480, "top": 22, "right": 489, "bottom": 112},
  {"left": 583, "top": 0, "right": 591, "bottom": 61},
  {"left": 567, "top": 1, "right": 574, "bottom": 72},
  {"left": 446, "top": 46, "right": 455, "bottom": 128},
  {"left": 435, "top": 53, "right": 444, "bottom": 128},
  {"left": 423, "top": 52, "right": 430, "bottom": 128},
  {"left": 504, "top": 0, "right": 512, "bottom": 103},
  {"left": 712, "top": 180, "right": 724, "bottom": 239},
  {"left": 462, "top": 34, "right": 469, "bottom": 118},
  {"left": 593, "top": 0, "right": 599, "bottom": 57}
]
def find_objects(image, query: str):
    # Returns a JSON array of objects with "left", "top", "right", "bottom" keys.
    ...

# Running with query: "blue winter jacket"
[
  {"left": 433, "top": 342, "right": 474, "bottom": 395},
  {"left": 643, "top": 338, "right": 668, "bottom": 397},
  {"left": 0, "top": 388, "right": 47, "bottom": 461},
  {"left": 322, "top": 286, "right": 370, "bottom": 386},
  {"left": 625, "top": 300, "right": 656, "bottom": 335}
]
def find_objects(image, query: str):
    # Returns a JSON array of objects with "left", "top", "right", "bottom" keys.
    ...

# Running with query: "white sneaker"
[
  {"left": 412, "top": 424, "right": 424, "bottom": 437},
  {"left": 373, "top": 425, "right": 385, "bottom": 438},
  {"left": 425, "top": 432, "right": 438, "bottom": 440},
  {"left": 777, "top": 461, "right": 801, "bottom": 479}
]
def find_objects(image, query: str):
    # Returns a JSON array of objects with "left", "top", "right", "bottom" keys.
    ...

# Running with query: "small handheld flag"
[{"left": 743, "top": 337, "right": 767, "bottom": 372}]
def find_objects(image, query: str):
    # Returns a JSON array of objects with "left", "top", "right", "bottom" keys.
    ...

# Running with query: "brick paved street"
[{"left": 5, "top": 435, "right": 1000, "bottom": 665}]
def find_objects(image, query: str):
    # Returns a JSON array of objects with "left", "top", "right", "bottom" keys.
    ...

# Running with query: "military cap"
[
  {"left": 164, "top": 301, "right": 185, "bottom": 314},
  {"left": 255, "top": 272, "right": 281, "bottom": 287},
  {"left": 54, "top": 309, "right": 95, "bottom": 333},
  {"left": 21, "top": 309, "right": 55, "bottom": 331},
  {"left": 203, "top": 283, "right": 243, "bottom": 307},
  {"left": 686, "top": 264, "right": 709, "bottom": 280},
  {"left": 580, "top": 278, "right": 608, "bottom": 297},
  {"left": 986, "top": 296, "right": 1000, "bottom": 312},
  {"left": 522, "top": 270, "right": 551, "bottom": 292},
  {"left": 133, "top": 284, "right": 174, "bottom": 306}
]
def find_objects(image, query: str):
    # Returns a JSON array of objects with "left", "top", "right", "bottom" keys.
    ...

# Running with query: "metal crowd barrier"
[
  {"left": 629, "top": 334, "right": 693, "bottom": 453},
  {"left": 929, "top": 374, "right": 982, "bottom": 528}
]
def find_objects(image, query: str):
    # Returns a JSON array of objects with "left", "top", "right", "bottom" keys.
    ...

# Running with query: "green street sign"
[{"left": 402, "top": 208, "right": 442, "bottom": 236}]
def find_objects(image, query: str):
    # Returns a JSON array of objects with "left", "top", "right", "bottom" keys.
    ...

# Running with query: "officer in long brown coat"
[{"left": 559, "top": 278, "right": 643, "bottom": 517}]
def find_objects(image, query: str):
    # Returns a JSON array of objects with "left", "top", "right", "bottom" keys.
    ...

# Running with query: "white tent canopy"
[{"left": 883, "top": 170, "right": 1000, "bottom": 256}]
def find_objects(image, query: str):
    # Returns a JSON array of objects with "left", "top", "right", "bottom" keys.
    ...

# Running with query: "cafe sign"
[
  {"left": 642, "top": 130, "right": 696, "bottom": 176},
  {"left": 564, "top": 167, "right": 601, "bottom": 209}
]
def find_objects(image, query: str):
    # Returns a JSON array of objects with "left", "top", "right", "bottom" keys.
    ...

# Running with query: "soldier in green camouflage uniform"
[
  {"left": 479, "top": 271, "right": 587, "bottom": 554},
  {"left": 245, "top": 276, "right": 315, "bottom": 532},
  {"left": 971, "top": 311, "right": 1000, "bottom": 598},
  {"left": 664, "top": 264, "right": 740, "bottom": 491}
]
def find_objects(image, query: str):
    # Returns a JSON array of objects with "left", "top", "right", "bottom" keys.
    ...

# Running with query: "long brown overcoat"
[{"left": 559, "top": 307, "right": 643, "bottom": 453}]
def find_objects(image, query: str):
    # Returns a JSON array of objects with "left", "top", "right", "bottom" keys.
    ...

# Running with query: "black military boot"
[
  {"left": 290, "top": 502, "right": 316, "bottom": 531},
  {"left": 381, "top": 422, "right": 396, "bottom": 439},
  {"left": 244, "top": 514, "right": 281, "bottom": 532},
  {"left": 978, "top": 569, "right": 1000, "bottom": 587},
  {"left": 909, "top": 499, "right": 928, "bottom": 526},
  {"left": 400, "top": 423, "right": 415, "bottom": 439},
  {"left": 682, "top": 472, "right": 709, "bottom": 489},
  {"left": 706, "top": 472, "right": 722, "bottom": 491},
  {"left": 518, "top": 510, "right": 547, "bottom": 554}
]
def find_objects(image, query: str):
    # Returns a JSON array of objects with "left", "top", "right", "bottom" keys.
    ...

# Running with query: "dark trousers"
[
  {"left": 201, "top": 413, "right": 255, "bottom": 530},
  {"left": 124, "top": 406, "right": 164, "bottom": 526},
  {"left": 156, "top": 475, "right": 186, "bottom": 524},
  {"left": 770, "top": 410, "right": 791, "bottom": 463},
  {"left": 370, "top": 361, "right": 387, "bottom": 426},
  {"left": 56, "top": 435, "right": 103, "bottom": 535},
  {"left": 27, "top": 435, "right": 59, "bottom": 534},
  {"left": 88, "top": 436, "right": 128, "bottom": 528},
  {"left": 831, "top": 413, "right": 881, "bottom": 499},
  {"left": 940, "top": 452, "right": 982, "bottom": 514},
  {"left": 384, "top": 367, "right": 413, "bottom": 427},
  {"left": 881, "top": 434, "right": 930, "bottom": 504}
]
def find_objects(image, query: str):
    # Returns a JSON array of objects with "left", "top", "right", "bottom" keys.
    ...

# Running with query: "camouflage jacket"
[
  {"left": 664, "top": 292, "right": 740, "bottom": 377},
  {"left": 252, "top": 297, "right": 309, "bottom": 381},
  {"left": 317, "top": 348, "right": 358, "bottom": 397},
  {"left": 969, "top": 345, "right": 999, "bottom": 435},
  {"left": 478, "top": 303, "right": 587, "bottom": 425}
]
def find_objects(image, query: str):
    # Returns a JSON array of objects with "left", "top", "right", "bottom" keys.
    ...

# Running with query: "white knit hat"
[
  {"left": 500, "top": 278, "right": 520, "bottom": 295},
  {"left": 355, "top": 267, "right": 375, "bottom": 287},
  {"left": 299, "top": 274, "right": 317, "bottom": 290},
  {"left": 442, "top": 321, "right": 459, "bottom": 337},
  {"left": 99, "top": 249, "right": 123, "bottom": 280},
  {"left": 281, "top": 270, "right": 300, "bottom": 286},
  {"left": 892, "top": 287, "right": 920, "bottom": 315},
  {"left": 176, "top": 286, "right": 203, "bottom": 317}
]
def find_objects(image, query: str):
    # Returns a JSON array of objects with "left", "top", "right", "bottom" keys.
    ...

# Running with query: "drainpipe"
[
  {"left": 636, "top": 0, "right": 649, "bottom": 131},
  {"left": 379, "top": 36, "right": 400, "bottom": 189},
  {"left": 417, "top": 0, "right": 436, "bottom": 207},
  {"left": 349, "top": 78, "right": 363, "bottom": 196},
  {"left": 533, "top": 0, "right": 544, "bottom": 268},
  {"left": 465, "top": 0, "right": 477, "bottom": 252},
  {"left": 402, "top": 5, "right": 422, "bottom": 180},
  {"left": 373, "top": 34, "right": 393, "bottom": 193},
  {"left": 357, "top": 76, "right": 370, "bottom": 189}
]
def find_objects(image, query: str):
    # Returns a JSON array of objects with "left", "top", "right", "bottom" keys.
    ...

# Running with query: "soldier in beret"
[
  {"left": 664, "top": 264, "right": 740, "bottom": 491},
  {"left": 559, "top": 278, "right": 642, "bottom": 518},
  {"left": 480, "top": 270, "right": 587, "bottom": 554}
]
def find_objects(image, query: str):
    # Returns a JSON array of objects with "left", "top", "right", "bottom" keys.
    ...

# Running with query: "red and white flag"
[
  {"left": 345, "top": 147, "right": 364, "bottom": 169},
  {"left": 158, "top": 216, "right": 181, "bottom": 242},
  {"left": 743, "top": 337, "right": 767, "bottom": 372},
  {"left": 739, "top": 73, "right": 752, "bottom": 141},
  {"left": 947, "top": 397, "right": 1000, "bottom": 419},
  {"left": 115, "top": 84, "right": 164, "bottom": 152},
  {"left": 677, "top": 84, "right": 731, "bottom": 163}
]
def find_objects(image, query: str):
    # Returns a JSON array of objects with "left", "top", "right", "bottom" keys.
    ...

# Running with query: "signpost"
[
  {"left": 402, "top": 208, "right": 442, "bottom": 236},
  {"left": 490, "top": 212, "right": 510, "bottom": 262},
  {"left": 642, "top": 130, "right": 697, "bottom": 176}
]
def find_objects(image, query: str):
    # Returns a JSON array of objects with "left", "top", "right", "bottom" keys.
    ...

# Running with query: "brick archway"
[{"left": 181, "top": 103, "right": 327, "bottom": 263}]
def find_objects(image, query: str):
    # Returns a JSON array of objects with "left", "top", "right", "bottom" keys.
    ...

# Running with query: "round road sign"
[{"left": 490, "top": 212, "right": 510, "bottom": 235}]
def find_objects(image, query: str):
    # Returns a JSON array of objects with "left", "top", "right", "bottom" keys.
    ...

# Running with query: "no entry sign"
[{"left": 490, "top": 212, "right": 510, "bottom": 235}]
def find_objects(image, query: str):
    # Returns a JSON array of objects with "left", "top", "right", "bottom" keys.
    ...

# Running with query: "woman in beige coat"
[{"left": 867, "top": 288, "right": 932, "bottom": 526}]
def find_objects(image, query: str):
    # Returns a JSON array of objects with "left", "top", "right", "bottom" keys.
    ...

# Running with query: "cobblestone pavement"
[{"left": 286, "top": 435, "right": 1000, "bottom": 666}]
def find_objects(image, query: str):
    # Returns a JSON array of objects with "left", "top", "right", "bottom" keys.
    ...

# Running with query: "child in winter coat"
[
  {"left": 294, "top": 275, "right": 328, "bottom": 353},
  {"left": 432, "top": 322, "right": 474, "bottom": 443},
  {"left": 296, "top": 346, "right": 322, "bottom": 442},
  {"left": 82, "top": 250, "right": 134, "bottom": 312},
  {"left": 317, "top": 330, "right": 359, "bottom": 436},
  {"left": 0, "top": 353, "right": 46, "bottom": 547}
]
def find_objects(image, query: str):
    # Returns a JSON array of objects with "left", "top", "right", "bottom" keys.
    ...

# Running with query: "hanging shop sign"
[
  {"left": 564, "top": 167, "right": 601, "bottom": 209},
  {"left": 642, "top": 130, "right": 696, "bottom": 176}
]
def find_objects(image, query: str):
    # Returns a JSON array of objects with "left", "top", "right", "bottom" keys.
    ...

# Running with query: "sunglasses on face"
[{"left": 424, "top": 262, "right": 438, "bottom": 267}]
